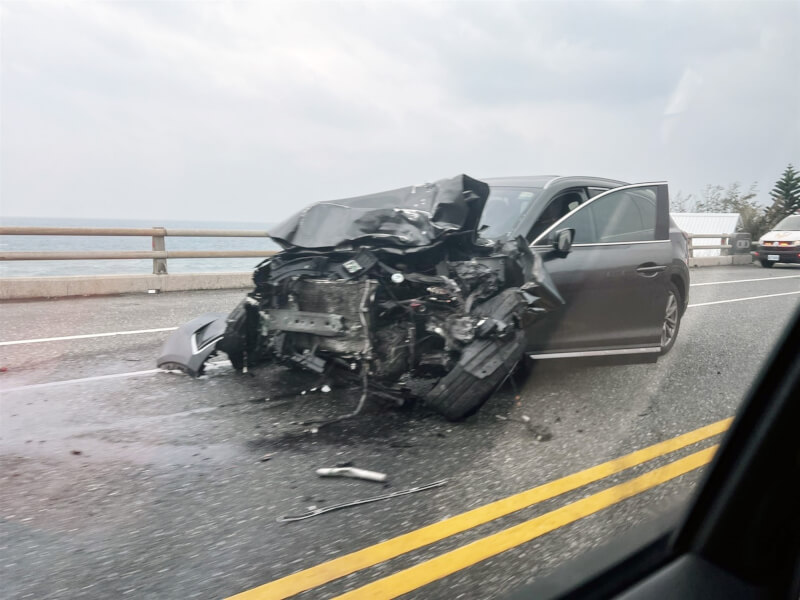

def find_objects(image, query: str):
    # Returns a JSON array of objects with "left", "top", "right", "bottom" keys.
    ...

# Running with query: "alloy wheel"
[{"left": 661, "top": 291, "right": 679, "bottom": 348}]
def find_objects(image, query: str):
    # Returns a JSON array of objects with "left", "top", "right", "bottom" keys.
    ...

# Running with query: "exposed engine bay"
[{"left": 158, "top": 174, "right": 563, "bottom": 421}]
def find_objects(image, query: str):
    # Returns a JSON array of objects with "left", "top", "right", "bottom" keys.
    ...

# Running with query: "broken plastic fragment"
[
  {"left": 321, "top": 385, "right": 331, "bottom": 393},
  {"left": 316, "top": 467, "right": 387, "bottom": 482}
]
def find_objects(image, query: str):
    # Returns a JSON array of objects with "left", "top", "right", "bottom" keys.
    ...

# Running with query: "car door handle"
[{"left": 636, "top": 264, "right": 667, "bottom": 276}]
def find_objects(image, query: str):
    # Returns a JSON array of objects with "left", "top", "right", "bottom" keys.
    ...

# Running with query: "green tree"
[
  {"left": 766, "top": 164, "right": 800, "bottom": 225},
  {"left": 693, "top": 182, "right": 771, "bottom": 240},
  {"left": 670, "top": 191, "right": 694, "bottom": 212}
]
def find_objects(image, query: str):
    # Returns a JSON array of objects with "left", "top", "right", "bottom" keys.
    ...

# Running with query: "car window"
[
  {"left": 528, "top": 189, "right": 586, "bottom": 241},
  {"left": 774, "top": 214, "right": 800, "bottom": 230},
  {"left": 555, "top": 186, "right": 657, "bottom": 244},
  {"left": 587, "top": 187, "right": 610, "bottom": 198}
]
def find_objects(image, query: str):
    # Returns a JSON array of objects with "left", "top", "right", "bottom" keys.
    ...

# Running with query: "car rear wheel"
[
  {"left": 660, "top": 284, "right": 681, "bottom": 355},
  {"left": 759, "top": 260, "right": 775, "bottom": 268}
]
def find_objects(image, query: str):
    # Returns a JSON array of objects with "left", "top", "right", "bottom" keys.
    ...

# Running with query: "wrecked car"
[
  {"left": 159, "top": 174, "right": 689, "bottom": 420},
  {"left": 158, "top": 174, "right": 564, "bottom": 420}
]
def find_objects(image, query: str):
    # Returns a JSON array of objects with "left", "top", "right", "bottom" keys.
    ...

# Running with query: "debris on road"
[
  {"left": 258, "top": 453, "right": 274, "bottom": 462},
  {"left": 316, "top": 467, "right": 387, "bottom": 482},
  {"left": 496, "top": 414, "right": 531, "bottom": 424},
  {"left": 277, "top": 479, "right": 448, "bottom": 522},
  {"left": 495, "top": 414, "right": 553, "bottom": 441}
]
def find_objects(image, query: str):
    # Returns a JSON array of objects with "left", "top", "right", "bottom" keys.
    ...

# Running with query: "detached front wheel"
[{"left": 425, "top": 330, "right": 526, "bottom": 421}]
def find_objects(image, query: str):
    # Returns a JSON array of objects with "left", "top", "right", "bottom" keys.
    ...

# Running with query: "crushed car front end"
[{"left": 158, "top": 174, "right": 563, "bottom": 420}]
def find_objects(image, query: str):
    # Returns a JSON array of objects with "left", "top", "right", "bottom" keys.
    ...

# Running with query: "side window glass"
[
  {"left": 528, "top": 190, "right": 585, "bottom": 241},
  {"left": 590, "top": 187, "right": 657, "bottom": 243},
  {"left": 587, "top": 187, "right": 609, "bottom": 198},
  {"left": 558, "top": 202, "right": 596, "bottom": 244},
  {"left": 533, "top": 185, "right": 658, "bottom": 245},
  {"left": 632, "top": 190, "right": 656, "bottom": 231}
]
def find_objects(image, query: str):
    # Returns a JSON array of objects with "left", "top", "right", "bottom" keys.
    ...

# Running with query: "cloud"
[
  {"left": 662, "top": 67, "right": 704, "bottom": 142},
  {"left": 1, "top": 0, "right": 798, "bottom": 221}
]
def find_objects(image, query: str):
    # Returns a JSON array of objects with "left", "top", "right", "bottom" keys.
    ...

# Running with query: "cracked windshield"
[{"left": 1, "top": 2, "right": 798, "bottom": 599}]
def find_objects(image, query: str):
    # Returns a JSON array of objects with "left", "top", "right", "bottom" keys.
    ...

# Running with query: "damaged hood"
[{"left": 269, "top": 174, "right": 490, "bottom": 250}]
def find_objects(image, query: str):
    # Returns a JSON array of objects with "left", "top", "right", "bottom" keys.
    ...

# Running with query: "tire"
[
  {"left": 760, "top": 260, "right": 774, "bottom": 268},
  {"left": 216, "top": 299, "right": 251, "bottom": 371},
  {"left": 660, "top": 282, "right": 682, "bottom": 355},
  {"left": 425, "top": 330, "right": 526, "bottom": 421}
]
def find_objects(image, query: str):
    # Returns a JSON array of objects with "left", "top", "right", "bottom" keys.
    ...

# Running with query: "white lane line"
[
  {"left": 0, "top": 369, "right": 161, "bottom": 393},
  {"left": 0, "top": 361, "right": 231, "bottom": 394},
  {"left": 2, "top": 292, "right": 797, "bottom": 391},
  {"left": 0, "top": 327, "right": 178, "bottom": 347},
  {"left": 690, "top": 274, "right": 800, "bottom": 287},
  {"left": 688, "top": 290, "right": 800, "bottom": 308},
  {"left": 3, "top": 276, "right": 797, "bottom": 346}
]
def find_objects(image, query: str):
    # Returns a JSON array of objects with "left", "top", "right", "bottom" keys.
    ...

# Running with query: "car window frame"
[
  {"left": 529, "top": 182, "right": 671, "bottom": 247},
  {"left": 587, "top": 186, "right": 611, "bottom": 198}
]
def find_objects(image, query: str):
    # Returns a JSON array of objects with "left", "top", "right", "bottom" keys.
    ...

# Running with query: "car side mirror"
[{"left": 552, "top": 228, "right": 574, "bottom": 253}]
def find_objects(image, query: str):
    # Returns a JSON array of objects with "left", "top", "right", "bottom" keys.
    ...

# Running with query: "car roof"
[{"left": 481, "top": 175, "right": 630, "bottom": 190}]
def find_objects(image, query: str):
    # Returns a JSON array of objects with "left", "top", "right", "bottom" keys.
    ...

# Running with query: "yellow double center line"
[{"left": 229, "top": 417, "right": 731, "bottom": 600}]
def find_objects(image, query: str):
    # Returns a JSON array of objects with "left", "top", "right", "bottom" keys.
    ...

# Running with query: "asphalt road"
[{"left": 1, "top": 264, "right": 798, "bottom": 599}]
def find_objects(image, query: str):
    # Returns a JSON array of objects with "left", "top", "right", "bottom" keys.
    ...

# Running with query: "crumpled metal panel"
[{"left": 269, "top": 174, "right": 490, "bottom": 250}]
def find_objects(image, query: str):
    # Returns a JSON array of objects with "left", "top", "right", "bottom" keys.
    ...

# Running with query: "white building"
[{"left": 670, "top": 213, "right": 743, "bottom": 257}]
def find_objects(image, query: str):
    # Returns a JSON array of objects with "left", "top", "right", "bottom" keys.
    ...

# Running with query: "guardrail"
[
  {"left": 0, "top": 227, "right": 753, "bottom": 264},
  {"left": 0, "top": 226, "right": 277, "bottom": 274},
  {"left": 688, "top": 233, "right": 732, "bottom": 257},
  {"left": 687, "top": 232, "right": 753, "bottom": 258}
]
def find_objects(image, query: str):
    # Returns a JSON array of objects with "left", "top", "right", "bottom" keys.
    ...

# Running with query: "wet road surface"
[{"left": 1, "top": 264, "right": 798, "bottom": 599}]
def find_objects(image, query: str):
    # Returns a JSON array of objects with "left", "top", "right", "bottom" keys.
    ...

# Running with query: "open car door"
[{"left": 524, "top": 183, "right": 672, "bottom": 358}]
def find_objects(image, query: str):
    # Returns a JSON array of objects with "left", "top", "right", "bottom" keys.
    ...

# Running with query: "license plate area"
[{"left": 768, "top": 254, "right": 780, "bottom": 261}]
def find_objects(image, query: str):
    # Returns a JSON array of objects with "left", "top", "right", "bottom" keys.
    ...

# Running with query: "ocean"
[{"left": 0, "top": 217, "right": 280, "bottom": 278}]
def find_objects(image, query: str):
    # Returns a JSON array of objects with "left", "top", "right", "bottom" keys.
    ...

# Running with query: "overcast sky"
[{"left": 1, "top": 1, "right": 798, "bottom": 222}]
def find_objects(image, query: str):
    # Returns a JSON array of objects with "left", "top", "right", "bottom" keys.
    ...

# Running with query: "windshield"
[
  {"left": 774, "top": 215, "right": 800, "bottom": 230},
  {"left": 479, "top": 186, "right": 542, "bottom": 238}
]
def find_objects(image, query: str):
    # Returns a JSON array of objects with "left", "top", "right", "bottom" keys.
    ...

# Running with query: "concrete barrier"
[
  {"left": 0, "top": 272, "right": 253, "bottom": 300},
  {"left": 688, "top": 255, "right": 753, "bottom": 268}
]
